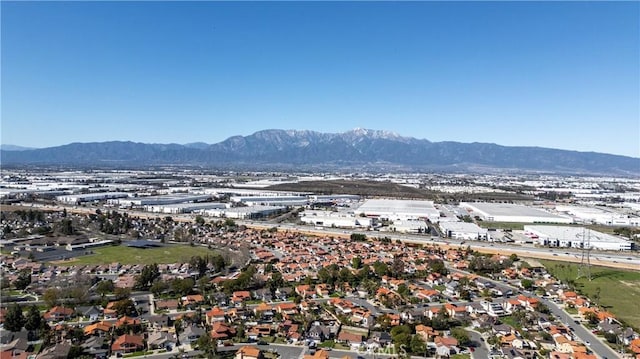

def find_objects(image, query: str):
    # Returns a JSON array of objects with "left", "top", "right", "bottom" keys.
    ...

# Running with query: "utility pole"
[{"left": 577, "top": 228, "right": 592, "bottom": 281}]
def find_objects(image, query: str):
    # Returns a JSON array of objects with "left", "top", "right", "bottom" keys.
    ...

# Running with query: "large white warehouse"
[
  {"left": 439, "top": 222, "right": 489, "bottom": 241},
  {"left": 57, "top": 192, "right": 130, "bottom": 204},
  {"left": 354, "top": 199, "right": 440, "bottom": 221},
  {"left": 115, "top": 194, "right": 212, "bottom": 206},
  {"left": 300, "top": 210, "right": 372, "bottom": 229},
  {"left": 524, "top": 225, "right": 633, "bottom": 251},
  {"left": 201, "top": 205, "right": 286, "bottom": 219},
  {"left": 556, "top": 205, "right": 640, "bottom": 227},
  {"left": 460, "top": 202, "right": 572, "bottom": 224}
]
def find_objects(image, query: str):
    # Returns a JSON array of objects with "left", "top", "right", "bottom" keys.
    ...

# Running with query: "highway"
[
  {"left": 26, "top": 202, "right": 639, "bottom": 270},
  {"left": 257, "top": 222, "right": 640, "bottom": 270}
]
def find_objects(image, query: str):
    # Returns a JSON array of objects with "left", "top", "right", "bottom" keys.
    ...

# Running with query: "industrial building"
[
  {"left": 460, "top": 202, "right": 572, "bottom": 224},
  {"left": 299, "top": 210, "right": 372, "bottom": 228},
  {"left": 524, "top": 225, "right": 633, "bottom": 251},
  {"left": 388, "top": 219, "right": 429, "bottom": 234},
  {"left": 354, "top": 199, "right": 440, "bottom": 221},
  {"left": 114, "top": 194, "right": 211, "bottom": 206},
  {"left": 56, "top": 192, "right": 130, "bottom": 204},
  {"left": 200, "top": 205, "right": 286, "bottom": 219},
  {"left": 556, "top": 205, "right": 640, "bottom": 227},
  {"left": 439, "top": 222, "right": 489, "bottom": 241},
  {"left": 309, "top": 195, "right": 361, "bottom": 204},
  {"left": 229, "top": 196, "right": 308, "bottom": 206},
  {"left": 143, "top": 202, "right": 228, "bottom": 214}
]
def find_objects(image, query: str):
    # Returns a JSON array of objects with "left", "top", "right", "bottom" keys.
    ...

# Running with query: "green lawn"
[
  {"left": 476, "top": 222, "right": 525, "bottom": 230},
  {"left": 499, "top": 315, "right": 522, "bottom": 331},
  {"left": 540, "top": 259, "right": 640, "bottom": 330},
  {"left": 53, "top": 244, "right": 220, "bottom": 266}
]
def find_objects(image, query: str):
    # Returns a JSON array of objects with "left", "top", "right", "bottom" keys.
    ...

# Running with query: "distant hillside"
[
  {"left": 2, "top": 129, "right": 639, "bottom": 175},
  {"left": 0, "top": 144, "right": 36, "bottom": 151}
]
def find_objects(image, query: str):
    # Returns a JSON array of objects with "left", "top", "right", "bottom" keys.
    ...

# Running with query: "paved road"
[
  {"left": 470, "top": 272, "right": 621, "bottom": 359},
  {"left": 35, "top": 203, "right": 639, "bottom": 270},
  {"left": 544, "top": 300, "right": 620, "bottom": 359},
  {"left": 244, "top": 222, "right": 640, "bottom": 270},
  {"left": 467, "top": 328, "right": 489, "bottom": 359}
]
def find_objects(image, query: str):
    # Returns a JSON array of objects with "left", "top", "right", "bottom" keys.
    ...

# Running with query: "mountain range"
[{"left": 2, "top": 129, "right": 639, "bottom": 175}]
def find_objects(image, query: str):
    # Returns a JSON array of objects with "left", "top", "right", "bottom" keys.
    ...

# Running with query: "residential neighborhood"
[{"left": 1, "top": 212, "right": 638, "bottom": 359}]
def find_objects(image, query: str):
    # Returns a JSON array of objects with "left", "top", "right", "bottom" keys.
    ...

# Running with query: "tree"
[
  {"left": 397, "top": 284, "right": 411, "bottom": 298},
  {"left": 460, "top": 289, "right": 472, "bottom": 301},
  {"left": 350, "top": 233, "right": 366, "bottom": 242},
  {"left": 451, "top": 328, "right": 471, "bottom": 347},
  {"left": 24, "top": 305, "right": 43, "bottom": 332},
  {"left": 43, "top": 288, "right": 61, "bottom": 308},
  {"left": 150, "top": 280, "right": 169, "bottom": 296},
  {"left": 135, "top": 263, "right": 160, "bottom": 290},
  {"left": 584, "top": 311, "right": 599, "bottom": 325},
  {"left": 351, "top": 256, "right": 362, "bottom": 270},
  {"left": 338, "top": 268, "right": 354, "bottom": 286},
  {"left": 70, "top": 285, "right": 90, "bottom": 305},
  {"left": 520, "top": 279, "right": 534, "bottom": 290},
  {"left": 195, "top": 215, "right": 205, "bottom": 226},
  {"left": 391, "top": 257, "right": 405, "bottom": 277},
  {"left": 14, "top": 269, "right": 31, "bottom": 290},
  {"left": 210, "top": 254, "right": 227, "bottom": 273},
  {"left": 4, "top": 304, "right": 25, "bottom": 332},
  {"left": 428, "top": 259, "right": 448, "bottom": 275},
  {"left": 58, "top": 218, "right": 74, "bottom": 235},
  {"left": 67, "top": 345, "right": 87, "bottom": 358},
  {"left": 409, "top": 334, "right": 426, "bottom": 355},
  {"left": 372, "top": 261, "right": 389, "bottom": 277},
  {"left": 189, "top": 256, "right": 208, "bottom": 278},
  {"left": 96, "top": 280, "right": 115, "bottom": 297},
  {"left": 171, "top": 278, "right": 195, "bottom": 296},
  {"left": 114, "top": 287, "right": 131, "bottom": 301},
  {"left": 112, "top": 299, "right": 136, "bottom": 316},
  {"left": 604, "top": 332, "right": 617, "bottom": 344},
  {"left": 390, "top": 325, "right": 412, "bottom": 347},
  {"left": 267, "top": 272, "right": 284, "bottom": 294},
  {"left": 195, "top": 334, "right": 218, "bottom": 357}
]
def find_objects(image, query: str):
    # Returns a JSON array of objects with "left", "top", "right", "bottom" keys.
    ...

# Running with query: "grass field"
[
  {"left": 476, "top": 221, "right": 525, "bottom": 230},
  {"left": 53, "top": 244, "right": 220, "bottom": 266},
  {"left": 539, "top": 259, "right": 640, "bottom": 330}
]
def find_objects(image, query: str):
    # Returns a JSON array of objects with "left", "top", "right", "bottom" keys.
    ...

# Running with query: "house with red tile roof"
[
  {"left": 43, "top": 306, "right": 74, "bottom": 322},
  {"left": 235, "top": 345, "right": 263, "bottom": 359},
  {"left": 115, "top": 316, "right": 141, "bottom": 328},
  {"left": 83, "top": 321, "right": 112, "bottom": 336},
  {"left": 206, "top": 307, "right": 227, "bottom": 325},
  {"left": 211, "top": 322, "right": 236, "bottom": 340},
  {"left": 111, "top": 334, "right": 144, "bottom": 355}
]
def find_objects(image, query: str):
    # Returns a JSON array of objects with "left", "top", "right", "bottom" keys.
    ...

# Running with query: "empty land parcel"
[
  {"left": 539, "top": 259, "right": 640, "bottom": 329},
  {"left": 52, "top": 244, "right": 221, "bottom": 266}
]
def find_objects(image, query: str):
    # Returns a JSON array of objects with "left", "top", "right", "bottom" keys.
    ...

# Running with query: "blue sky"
[{"left": 2, "top": 1, "right": 639, "bottom": 157}]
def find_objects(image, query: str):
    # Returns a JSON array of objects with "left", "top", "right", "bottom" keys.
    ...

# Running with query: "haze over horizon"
[{"left": 2, "top": 2, "right": 639, "bottom": 157}]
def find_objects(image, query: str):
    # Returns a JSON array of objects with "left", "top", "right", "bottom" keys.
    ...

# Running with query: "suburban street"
[
  {"left": 467, "top": 329, "right": 489, "bottom": 359},
  {"left": 544, "top": 300, "right": 620, "bottom": 359},
  {"left": 471, "top": 270, "right": 622, "bottom": 359}
]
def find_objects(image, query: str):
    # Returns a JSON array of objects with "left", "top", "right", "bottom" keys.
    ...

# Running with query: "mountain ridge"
[{"left": 2, "top": 129, "right": 638, "bottom": 175}]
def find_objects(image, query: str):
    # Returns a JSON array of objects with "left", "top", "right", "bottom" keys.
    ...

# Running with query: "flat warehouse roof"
[
  {"left": 462, "top": 202, "right": 561, "bottom": 218},
  {"left": 524, "top": 225, "right": 631, "bottom": 244},
  {"left": 356, "top": 199, "right": 436, "bottom": 213}
]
